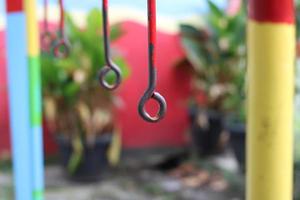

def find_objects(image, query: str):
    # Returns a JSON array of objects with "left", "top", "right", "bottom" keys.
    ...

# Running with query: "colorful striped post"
[
  {"left": 247, "top": 0, "right": 295, "bottom": 200},
  {"left": 6, "top": 1, "right": 33, "bottom": 200},
  {"left": 24, "top": 0, "right": 45, "bottom": 199}
]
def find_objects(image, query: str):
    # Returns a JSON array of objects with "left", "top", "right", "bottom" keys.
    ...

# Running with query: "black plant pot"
[
  {"left": 57, "top": 134, "right": 112, "bottom": 182},
  {"left": 226, "top": 122, "right": 246, "bottom": 171},
  {"left": 189, "top": 106, "right": 224, "bottom": 156}
]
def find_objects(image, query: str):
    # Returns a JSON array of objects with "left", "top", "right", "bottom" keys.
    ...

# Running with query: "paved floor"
[
  {"left": 4, "top": 150, "right": 300, "bottom": 200},
  {"left": 0, "top": 149, "right": 246, "bottom": 200},
  {"left": 0, "top": 164, "right": 244, "bottom": 200}
]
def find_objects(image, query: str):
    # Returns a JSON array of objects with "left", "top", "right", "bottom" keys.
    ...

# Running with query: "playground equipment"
[
  {"left": 99, "top": 0, "right": 167, "bottom": 122},
  {"left": 42, "top": 0, "right": 166, "bottom": 123},
  {"left": 6, "top": 0, "right": 44, "bottom": 200},
  {"left": 52, "top": 0, "right": 69, "bottom": 58},
  {"left": 247, "top": 0, "right": 295, "bottom": 199},
  {"left": 4, "top": 0, "right": 296, "bottom": 199},
  {"left": 98, "top": 0, "right": 122, "bottom": 90},
  {"left": 138, "top": 0, "right": 167, "bottom": 123},
  {"left": 41, "top": 0, "right": 55, "bottom": 52}
]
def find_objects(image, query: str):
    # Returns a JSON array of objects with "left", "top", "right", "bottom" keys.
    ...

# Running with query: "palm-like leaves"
[
  {"left": 41, "top": 9, "right": 129, "bottom": 173},
  {"left": 42, "top": 9, "right": 129, "bottom": 106},
  {"left": 180, "top": 0, "right": 246, "bottom": 118}
]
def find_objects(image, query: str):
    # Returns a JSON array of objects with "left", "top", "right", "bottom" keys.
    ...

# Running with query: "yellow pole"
[{"left": 247, "top": 1, "right": 295, "bottom": 200}]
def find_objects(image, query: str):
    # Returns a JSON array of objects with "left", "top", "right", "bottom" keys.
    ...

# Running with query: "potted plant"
[
  {"left": 42, "top": 9, "right": 128, "bottom": 182},
  {"left": 179, "top": 0, "right": 246, "bottom": 158}
]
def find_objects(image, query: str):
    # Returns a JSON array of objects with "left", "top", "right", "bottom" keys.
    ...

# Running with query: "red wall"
[
  {"left": 0, "top": 20, "right": 192, "bottom": 156},
  {"left": 114, "top": 21, "right": 191, "bottom": 148},
  {"left": 0, "top": 32, "right": 10, "bottom": 158}
]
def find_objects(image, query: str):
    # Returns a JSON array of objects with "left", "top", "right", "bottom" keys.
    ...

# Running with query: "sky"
[{"left": 0, "top": 0, "right": 226, "bottom": 18}]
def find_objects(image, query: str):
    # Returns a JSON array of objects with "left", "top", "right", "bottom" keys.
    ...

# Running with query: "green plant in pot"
[
  {"left": 42, "top": 9, "right": 129, "bottom": 181},
  {"left": 179, "top": 0, "right": 246, "bottom": 158}
]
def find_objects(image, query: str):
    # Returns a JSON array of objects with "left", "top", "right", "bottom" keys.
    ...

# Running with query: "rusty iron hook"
[
  {"left": 98, "top": 0, "right": 122, "bottom": 90},
  {"left": 41, "top": 0, "right": 56, "bottom": 53},
  {"left": 138, "top": 0, "right": 167, "bottom": 123},
  {"left": 53, "top": 0, "right": 70, "bottom": 59}
]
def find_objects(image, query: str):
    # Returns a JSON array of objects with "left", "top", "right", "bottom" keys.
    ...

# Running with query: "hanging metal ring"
[
  {"left": 138, "top": 91, "right": 167, "bottom": 123},
  {"left": 99, "top": 0, "right": 122, "bottom": 90},
  {"left": 138, "top": 67, "right": 167, "bottom": 122},
  {"left": 98, "top": 61, "right": 122, "bottom": 90},
  {"left": 53, "top": 38, "right": 70, "bottom": 59}
]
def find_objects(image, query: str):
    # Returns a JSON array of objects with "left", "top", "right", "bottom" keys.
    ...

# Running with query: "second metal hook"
[
  {"left": 99, "top": 0, "right": 122, "bottom": 90},
  {"left": 53, "top": 0, "right": 70, "bottom": 59},
  {"left": 41, "top": 0, "right": 56, "bottom": 53}
]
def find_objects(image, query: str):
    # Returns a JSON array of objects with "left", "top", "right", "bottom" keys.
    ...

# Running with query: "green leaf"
[
  {"left": 180, "top": 24, "right": 202, "bottom": 38},
  {"left": 207, "top": 0, "right": 224, "bottom": 18},
  {"left": 86, "top": 8, "right": 102, "bottom": 34},
  {"left": 111, "top": 23, "right": 123, "bottom": 41},
  {"left": 179, "top": 0, "right": 247, "bottom": 116},
  {"left": 41, "top": 8, "right": 128, "bottom": 105},
  {"left": 181, "top": 37, "right": 205, "bottom": 72},
  {"left": 67, "top": 137, "right": 83, "bottom": 174}
]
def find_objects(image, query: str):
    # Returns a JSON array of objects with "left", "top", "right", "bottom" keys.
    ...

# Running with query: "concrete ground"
[
  {"left": 0, "top": 166, "right": 244, "bottom": 200},
  {"left": 0, "top": 150, "right": 244, "bottom": 200},
  {"left": 4, "top": 149, "right": 300, "bottom": 200}
]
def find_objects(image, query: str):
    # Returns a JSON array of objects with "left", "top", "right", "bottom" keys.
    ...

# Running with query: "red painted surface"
[
  {"left": 0, "top": 21, "right": 192, "bottom": 156},
  {"left": 114, "top": 21, "right": 191, "bottom": 148},
  {"left": 148, "top": 0, "right": 157, "bottom": 50},
  {"left": 249, "top": 0, "right": 294, "bottom": 24},
  {"left": 6, "top": 0, "right": 23, "bottom": 13},
  {"left": 0, "top": 32, "right": 10, "bottom": 158},
  {"left": 103, "top": 0, "right": 108, "bottom": 10}
]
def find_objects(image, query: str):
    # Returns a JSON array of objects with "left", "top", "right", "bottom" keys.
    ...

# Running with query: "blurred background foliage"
[
  {"left": 42, "top": 9, "right": 128, "bottom": 106},
  {"left": 180, "top": 0, "right": 246, "bottom": 121},
  {"left": 41, "top": 9, "right": 129, "bottom": 173}
]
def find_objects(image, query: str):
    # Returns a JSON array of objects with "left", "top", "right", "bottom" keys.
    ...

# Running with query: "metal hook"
[
  {"left": 138, "top": 68, "right": 167, "bottom": 123},
  {"left": 98, "top": 62, "right": 122, "bottom": 90},
  {"left": 53, "top": 0, "right": 70, "bottom": 59},
  {"left": 138, "top": 0, "right": 167, "bottom": 123},
  {"left": 98, "top": 0, "right": 122, "bottom": 90},
  {"left": 41, "top": 32, "right": 56, "bottom": 53},
  {"left": 53, "top": 38, "right": 70, "bottom": 59},
  {"left": 41, "top": 0, "right": 56, "bottom": 52}
]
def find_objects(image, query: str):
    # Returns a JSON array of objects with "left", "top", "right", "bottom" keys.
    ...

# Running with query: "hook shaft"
[
  {"left": 138, "top": 0, "right": 167, "bottom": 123},
  {"left": 98, "top": 0, "right": 122, "bottom": 90},
  {"left": 44, "top": 0, "right": 49, "bottom": 31}
]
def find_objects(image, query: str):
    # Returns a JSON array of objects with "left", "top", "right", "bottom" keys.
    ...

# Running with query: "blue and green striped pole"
[
  {"left": 24, "top": 0, "right": 45, "bottom": 199},
  {"left": 6, "top": 1, "right": 33, "bottom": 200},
  {"left": 6, "top": 0, "right": 44, "bottom": 199}
]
